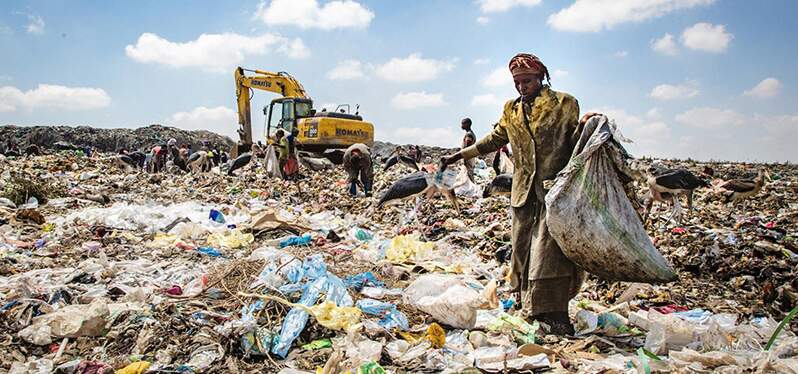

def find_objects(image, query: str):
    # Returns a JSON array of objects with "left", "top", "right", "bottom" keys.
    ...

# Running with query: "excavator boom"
[{"left": 235, "top": 67, "right": 308, "bottom": 146}]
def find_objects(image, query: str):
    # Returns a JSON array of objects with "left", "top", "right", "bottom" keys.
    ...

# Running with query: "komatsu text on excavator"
[{"left": 234, "top": 67, "right": 374, "bottom": 162}]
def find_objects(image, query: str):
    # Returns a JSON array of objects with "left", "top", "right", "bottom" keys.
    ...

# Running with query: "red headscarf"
[{"left": 508, "top": 53, "right": 550, "bottom": 84}]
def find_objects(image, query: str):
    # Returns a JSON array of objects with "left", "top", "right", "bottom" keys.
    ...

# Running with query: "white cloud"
[
  {"left": 651, "top": 33, "right": 678, "bottom": 55},
  {"left": 743, "top": 78, "right": 782, "bottom": 98},
  {"left": 254, "top": 0, "right": 374, "bottom": 30},
  {"left": 0, "top": 84, "right": 111, "bottom": 112},
  {"left": 327, "top": 60, "right": 367, "bottom": 80},
  {"left": 382, "top": 126, "right": 459, "bottom": 148},
  {"left": 391, "top": 91, "right": 445, "bottom": 110},
  {"left": 591, "top": 106, "right": 673, "bottom": 157},
  {"left": 125, "top": 32, "right": 309, "bottom": 73},
  {"left": 613, "top": 50, "right": 629, "bottom": 58},
  {"left": 471, "top": 93, "right": 504, "bottom": 107},
  {"left": 473, "top": 58, "right": 490, "bottom": 65},
  {"left": 476, "top": 16, "right": 491, "bottom": 24},
  {"left": 482, "top": 67, "right": 513, "bottom": 88},
  {"left": 169, "top": 106, "right": 238, "bottom": 139},
  {"left": 477, "top": 0, "right": 542, "bottom": 13},
  {"left": 646, "top": 108, "right": 661, "bottom": 119},
  {"left": 26, "top": 14, "right": 45, "bottom": 35},
  {"left": 675, "top": 107, "right": 746, "bottom": 129},
  {"left": 649, "top": 81, "right": 699, "bottom": 100},
  {"left": 0, "top": 24, "right": 13, "bottom": 36},
  {"left": 552, "top": 69, "right": 569, "bottom": 79},
  {"left": 548, "top": 0, "right": 716, "bottom": 32},
  {"left": 375, "top": 54, "right": 455, "bottom": 82},
  {"left": 680, "top": 22, "right": 733, "bottom": 53}
]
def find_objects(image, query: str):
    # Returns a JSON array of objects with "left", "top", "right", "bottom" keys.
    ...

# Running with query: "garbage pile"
[
  {"left": 0, "top": 124, "right": 234, "bottom": 153},
  {"left": 0, "top": 148, "right": 796, "bottom": 373}
]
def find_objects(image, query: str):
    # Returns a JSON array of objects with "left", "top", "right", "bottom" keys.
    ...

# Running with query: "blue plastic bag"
[
  {"left": 279, "top": 234, "right": 312, "bottom": 248},
  {"left": 356, "top": 299, "right": 409, "bottom": 330},
  {"left": 197, "top": 246, "right": 222, "bottom": 257},
  {"left": 271, "top": 255, "right": 354, "bottom": 358},
  {"left": 344, "top": 272, "right": 385, "bottom": 291}
]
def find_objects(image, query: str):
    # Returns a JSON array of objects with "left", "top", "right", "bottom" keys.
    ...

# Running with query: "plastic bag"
[
  {"left": 116, "top": 361, "right": 151, "bottom": 374},
  {"left": 433, "top": 168, "right": 458, "bottom": 189},
  {"left": 263, "top": 145, "right": 282, "bottom": 177},
  {"left": 279, "top": 234, "right": 312, "bottom": 248},
  {"left": 206, "top": 229, "right": 254, "bottom": 249},
  {"left": 385, "top": 235, "right": 434, "bottom": 263},
  {"left": 344, "top": 272, "right": 384, "bottom": 291},
  {"left": 403, "top": 274, "right": 482, "bottom": 329},
  {"left": 309, "top": 301, "right": 361, "bottom": 330},
  {"left": 356, "top": 299, "right": 409, "bottom": 330},
  {"left": 545, "top": 115, "right": 677, "bottom": 283},
  {"left": 644, "top": 309, "right": 696, "bottom": 354}
]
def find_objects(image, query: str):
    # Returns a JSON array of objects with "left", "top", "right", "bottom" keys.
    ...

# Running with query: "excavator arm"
[{"left": 234, "top": 66, "right": 308, "bottom": 146}]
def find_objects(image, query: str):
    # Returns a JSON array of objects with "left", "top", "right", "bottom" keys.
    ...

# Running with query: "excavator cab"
[{"left": 264, "top": 97, "right": 314, "bottom": 139}]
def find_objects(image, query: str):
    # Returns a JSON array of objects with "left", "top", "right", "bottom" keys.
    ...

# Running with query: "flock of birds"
[
  {"left": 644, "top": 163, "right": 771, "bottom": 224},
  {"left": 376, "top": 153, "right": 772, "bottom": 226}
]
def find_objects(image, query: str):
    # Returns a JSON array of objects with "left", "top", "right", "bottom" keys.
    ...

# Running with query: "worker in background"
[
  {"left": 283, "top": 128, "right": 300, "bottom": 179},
  {"left": 147, "top": 144, "right": 167, "bottom": 173},
  {"left": 274, "top": 129, "right": 289, "bottom": 179},
  {"left": 414, "top": 145, "right": 423, "bottom": 163},
  {"left": 461, "top": 118, "right": 477, "bottom": 182},
  {"left": 343, "top": 143, "right": 373, "bottom": 197},
  {"left": 441, "top": 53, "right": 599, "bottom": 335},
  {"left": 179, "top": 144, "right": 189, "bottom": 161},
  {"left": 166, "top": 138, "right": 187, "bottom": 172}
]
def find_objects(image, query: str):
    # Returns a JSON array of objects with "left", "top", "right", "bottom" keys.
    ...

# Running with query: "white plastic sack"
[
  {"left": 263, "top": 145, "right": 282, "bottom": 177},
  {"left": 545, "top": 115, "right": 677, "bottom": 283},
  {"left": 403, "top": 274, "right": 482, "bottom": 329}
]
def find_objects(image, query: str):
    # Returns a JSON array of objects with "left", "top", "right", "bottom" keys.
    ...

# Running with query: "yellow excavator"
[{"left": 234, "top": 66, "right": 374, "bottom": 162}]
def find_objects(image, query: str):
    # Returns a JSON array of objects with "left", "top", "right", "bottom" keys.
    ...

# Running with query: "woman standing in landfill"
[{"left": 441, "top": 53, "right": 598, "bottom": 335}]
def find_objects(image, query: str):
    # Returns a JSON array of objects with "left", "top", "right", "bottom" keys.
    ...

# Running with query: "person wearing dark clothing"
[
  {"left": 461, "top": 118, "right": 477, "bottom": 182},
  {"left": 126, "top": 151, "right": 147, "bottom": 168},
  {"left": 343, "top": 143, "right": 374, "bottom": 197}
]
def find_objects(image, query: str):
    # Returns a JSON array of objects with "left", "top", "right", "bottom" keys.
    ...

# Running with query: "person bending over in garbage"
[
  {"left": 441, "top": 53, "right": 599, "bottom": 335},
  {"left": 343, "top": 143, "right": 374, "bottom": 197}
]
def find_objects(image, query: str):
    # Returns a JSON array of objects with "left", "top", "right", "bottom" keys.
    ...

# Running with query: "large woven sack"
[{"left": 545, "top": 115, "right": 677, "bottom": 283}]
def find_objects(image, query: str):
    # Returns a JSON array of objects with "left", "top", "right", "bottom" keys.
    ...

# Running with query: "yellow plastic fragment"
[
  {"left": 309, "top": 301, "right": 362, "bottom": 331},
  {"left": 206, "top": 228, "right": 254, "bottom": 249},
  {"left": 116, "top": 361, "right": 151, "bottom": 374},
  {"left": 426, "top": 323, "right": 446, "bottom": 349},
  {"left": 386, "top": 235, "right": 434, "bottom": 263}
]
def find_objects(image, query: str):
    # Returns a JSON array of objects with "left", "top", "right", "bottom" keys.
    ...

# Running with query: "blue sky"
[{"left": 1, "top": 0, "right": 796, "bottom": 162}]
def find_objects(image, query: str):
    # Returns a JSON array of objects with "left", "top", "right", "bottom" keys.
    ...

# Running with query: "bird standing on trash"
[
  {"left": 377, "top": 171, "right": 459, "bottom": 213},
  {"left": 384, "top": 146, "right": 419, "bottom": 171},
  {"left": 717, "top": 169, "right": 770, "bottom": 210},
  {"left": 227, "top": 153, "right": 252, "bottom": 176},
  {"left": 441, "top": 52, "right": 599, "bottom": 335},
  {"left": 483, "top": 174, "right": 512, "bottom": 198},
  {"left": 645, "top": 165, "right": 709, "bottom": 223},
  {"left": 343, "top": 143, "right": 374, "bottom": 197}
]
